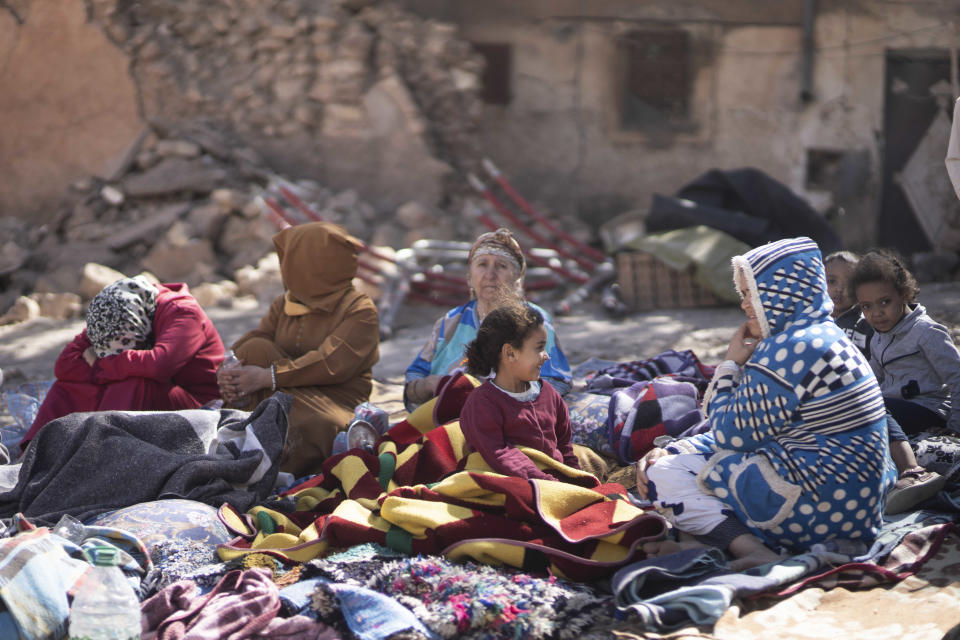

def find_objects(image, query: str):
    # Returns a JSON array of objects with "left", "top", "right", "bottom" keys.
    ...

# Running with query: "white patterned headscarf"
[{"left": 85, "top": 276, "right": 159, "bottom": 358}]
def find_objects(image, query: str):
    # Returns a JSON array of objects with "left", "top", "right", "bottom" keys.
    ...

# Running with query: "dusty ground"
[{"left": 2, "top": 281, "right": 959, "bottom": 422}]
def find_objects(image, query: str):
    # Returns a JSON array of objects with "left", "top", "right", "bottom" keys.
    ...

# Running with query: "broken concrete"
[
  {"left": 107, "top": 204, "right": 190, "bottom": 251},
  {"left": 122, "top": 158, "right": 231, "bottom": 198}
]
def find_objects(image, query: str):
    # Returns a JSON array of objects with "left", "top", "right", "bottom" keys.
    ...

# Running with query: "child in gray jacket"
[{"left": 851, "top": 250, "right": 960, "bottom": 436}]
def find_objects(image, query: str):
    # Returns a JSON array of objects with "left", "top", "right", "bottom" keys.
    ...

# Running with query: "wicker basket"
[{"left": 616, "top": 251, "right": 727, "bottom": 310}]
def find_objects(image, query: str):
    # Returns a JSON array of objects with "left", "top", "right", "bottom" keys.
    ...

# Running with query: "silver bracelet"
[{"left": 270, "top": 364, "right": 277, "bottom": 391}]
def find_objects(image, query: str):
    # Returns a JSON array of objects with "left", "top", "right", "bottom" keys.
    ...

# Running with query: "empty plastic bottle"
[{"left": 69, "top": 546, "right": 142, "bottom": 640}]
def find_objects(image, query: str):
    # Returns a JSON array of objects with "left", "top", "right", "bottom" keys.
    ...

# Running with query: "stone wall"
[
  {"left": 89, "top": 0, "right": 485, "bottom": 211},
  {"left": 1, "top": 0, "right": 487, "bottom": 221}
]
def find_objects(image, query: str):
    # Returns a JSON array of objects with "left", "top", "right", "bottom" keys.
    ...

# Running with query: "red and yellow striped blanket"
[{"left": 217, "top": 416, "right": 668, "bottom": 581}]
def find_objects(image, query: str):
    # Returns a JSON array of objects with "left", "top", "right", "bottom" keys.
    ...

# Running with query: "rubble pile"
[
  {"left": 0, "top": 120, "right": 448, "bottom": 323},
  {"left": 0, "top": 0, "right": 601, "bottom": 324}
]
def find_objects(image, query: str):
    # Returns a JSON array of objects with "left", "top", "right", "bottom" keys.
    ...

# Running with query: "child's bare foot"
[
  {"left": 642, "top": 532, "right": 779, "bottom": 572},
  {"left": 642, "top": 532, "right": 712, "bottom": 557},
  {"left": 727, "top": 533, "right": 780, "bottom": 571}
]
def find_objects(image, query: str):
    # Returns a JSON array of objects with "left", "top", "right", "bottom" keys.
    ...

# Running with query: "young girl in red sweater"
[{"left": 459, "top": 303, "right": 581, "bottom": 480}]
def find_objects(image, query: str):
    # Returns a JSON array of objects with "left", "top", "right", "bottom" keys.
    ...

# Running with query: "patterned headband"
[{"left": 471, "top": 246, "right": 522, "bottom": 274}]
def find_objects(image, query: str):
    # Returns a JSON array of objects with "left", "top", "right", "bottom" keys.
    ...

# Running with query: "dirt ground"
[{"left": 2, "top": 281, "right": 959, "bottom": 422}]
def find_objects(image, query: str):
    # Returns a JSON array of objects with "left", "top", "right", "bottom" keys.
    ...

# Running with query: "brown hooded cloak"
[{"left": 232, "top": 221, "right": 380, "bottom": 476}]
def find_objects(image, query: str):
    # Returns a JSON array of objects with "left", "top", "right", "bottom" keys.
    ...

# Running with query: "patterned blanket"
[
  {"left": 583, "top": 349, "right": 716, "bottom": 395},
  {"left": 217, "top": 418, "right": 669, "bottom": 581}
]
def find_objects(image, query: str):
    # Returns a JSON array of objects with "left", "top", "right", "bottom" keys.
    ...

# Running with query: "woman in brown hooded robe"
[{"left": 217, "top": 221, "right": 380, "bottom": 477}]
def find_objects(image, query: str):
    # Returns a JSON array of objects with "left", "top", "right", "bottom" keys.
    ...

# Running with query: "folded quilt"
[
  {"left": 218, "top": 420, "right": 669, "bottom": 581},
  {"left": 607, "top": 378, "right": 705, "bottom": 463},
  {"left": 0, "top": 394, "right": 291, "bottom": 528},
  {"left": 584, "top": 349, "right": 716, "bottom": 395},
  {"left": 0, "top": 528, "right": 89, "bottom": 640}
]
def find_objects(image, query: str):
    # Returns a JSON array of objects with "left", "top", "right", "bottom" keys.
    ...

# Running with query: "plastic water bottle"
[
  {"left": 69, "top": 546, "right": 142, "bottom": 640},
  {"left": 220, "top": 350, "right": 250, "bottom": 408},
  {"left": 347, "top": 418, "right": 379, "bottom": 453},
  {"left": 221, "top": 350, "right": 242, "bottom": 370}
]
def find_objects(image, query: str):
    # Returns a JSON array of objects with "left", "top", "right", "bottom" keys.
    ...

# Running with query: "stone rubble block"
[
  {"left": 32, "top": 292, "right": 83, "bottom": 320},
  {"left": 154, "top": 139, "right": 202, "bottom": 158},
  {"left": 219, "top": 215, "right": 276, "bottom": 272},
  {"left": 141, "top": 238, "right": 217, "bottom": 284},
  {"left": 191, "top": 280, "right": 240, "bottom": 308},
  {"left": 80, "top": 263, "right": 128, "bottom": 301},
  {"left": 123, "top": 158, "right": 230, "bottom": 197},
  {"left": 0, "top": 297, "right": 41, "bottom": 325},
  {"left": 107, "top": 203, "right": 189, "bottom": 251},
  {"left": 100, "top": 185, "right": 126, "bottom": 206},
  {"left": 187, "top": 203, "right": 230, "bottom": 241},
  {"left": 0, "top": 241, "right": 29, "bottom": 277},
  {"left": 234, "top": 252, "right": 283, "bottom": 304}
]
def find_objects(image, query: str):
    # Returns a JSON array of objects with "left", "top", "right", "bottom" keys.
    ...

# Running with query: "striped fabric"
[
  {"left": 0, "top": 528, "right": 89, "bottom": 640},
  {"left": 218, "top": 420, "right": 669, "bottom": 581}
]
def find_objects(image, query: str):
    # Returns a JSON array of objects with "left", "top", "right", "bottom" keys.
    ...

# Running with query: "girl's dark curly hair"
[
  {"left": 849, "top": 249, "right": 919, "bottom": 303},
  {"left": 464, "top": 303, "right": 544, "bottom": 376}
]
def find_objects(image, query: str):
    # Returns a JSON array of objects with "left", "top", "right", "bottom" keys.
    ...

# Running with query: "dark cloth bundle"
[
  {"left": 0, "top": 394, "right": 291, "bottom": 528},
  {"left": 646, "top": 167, "right": 842, "bottom": 253}
]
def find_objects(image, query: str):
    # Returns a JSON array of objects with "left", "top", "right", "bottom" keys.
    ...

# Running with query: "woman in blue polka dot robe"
[{"left": 635, "top": 237, "right": 897, "bottom": 569}]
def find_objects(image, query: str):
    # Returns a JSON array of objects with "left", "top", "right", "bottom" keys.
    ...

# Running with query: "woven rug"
[{"left": 305, "top": 543, "right": 616, "bottom": 640}]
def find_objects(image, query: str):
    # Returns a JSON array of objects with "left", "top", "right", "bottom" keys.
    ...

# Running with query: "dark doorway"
[
  {"left": 880, "top": 50, "right": 953, "bottom": 252},
  {"left": 472, "top": 42, "right": 512, "bottom": 105}
]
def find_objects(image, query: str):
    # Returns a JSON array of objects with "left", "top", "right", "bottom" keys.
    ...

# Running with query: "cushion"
[
  {"left": 565, "top": 391, "right": 614, "bottom": 456},
  {"left": 85, "top": 499, "right": 231, "bottom": 553}
]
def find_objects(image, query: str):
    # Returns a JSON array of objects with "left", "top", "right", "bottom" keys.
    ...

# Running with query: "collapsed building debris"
[
  {"left": 0, "top": 0, "right": 603, "bottom": 325},
  {"left": 0, "top": 119, "right": 455, "bottom": 324}
]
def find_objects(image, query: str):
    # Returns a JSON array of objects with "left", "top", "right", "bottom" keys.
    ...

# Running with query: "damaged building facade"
[
  {"left": 400, "top": 0, "right": 960, "bottom": 256},
  {"left": 1, "top": 0, "right": 959, "bottom": 286}
]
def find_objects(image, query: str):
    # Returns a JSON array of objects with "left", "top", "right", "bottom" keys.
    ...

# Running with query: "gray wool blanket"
[{"left": 0, "top": 393, "right": 291, "bottom": 529}]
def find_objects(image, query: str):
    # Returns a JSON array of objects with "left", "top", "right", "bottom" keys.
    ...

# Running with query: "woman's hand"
[
  {"left": 724, "top": 322, "right": 760, "bottom": 366},
  {"left": 218, "top": 364, "right": 271, "bottom": 402},
  {"left": 82, "top": 347, "right": 97, "bottom": 367},
  {"left": 406, "top": 374, "right": 442, "bottom": 404},
  {"left": 634, "top": 447, "right": 670, "bottom": 500}
]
